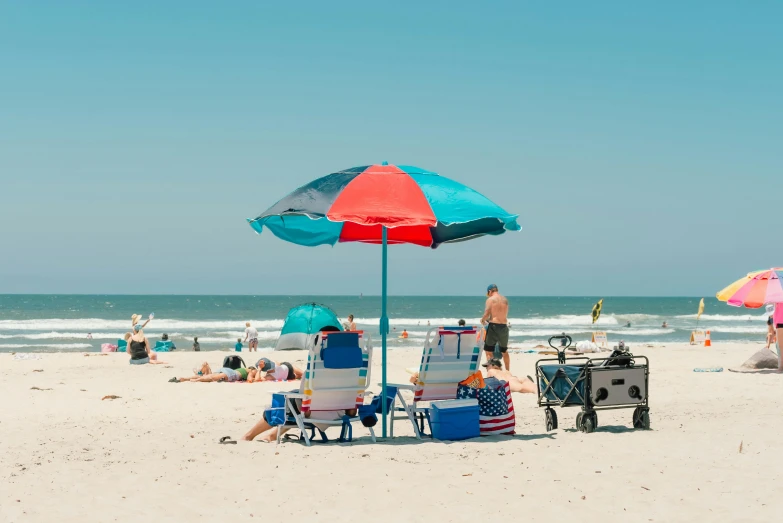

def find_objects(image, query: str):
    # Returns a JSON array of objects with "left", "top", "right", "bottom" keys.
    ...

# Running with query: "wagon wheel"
[
  {"left": 581, "top": 415, "right": 595, "bottom": 433},
  {"left": 576, "top": 412, "right": 583, "bottom": 429},
  {"left": 633, "top": 407, "right": 651, "bottom": 430},
  {"left": 545, "top": 408, "right": 558, "bottom": 431}
]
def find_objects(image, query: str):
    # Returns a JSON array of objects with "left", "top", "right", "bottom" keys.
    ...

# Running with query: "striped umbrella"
[
  {"left": 248, "top": 163, "right": 520, "bottom": 437},
  {"left": 715, "top": 270, "right": 766, "bottom": 302},
  {"left": 717, "top": 268, "right": 783, "bottom": 308}
]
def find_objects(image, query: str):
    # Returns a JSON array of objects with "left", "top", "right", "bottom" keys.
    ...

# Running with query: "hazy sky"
[{"left": 1, "top": 2, "right": 780, "bottom": 296}]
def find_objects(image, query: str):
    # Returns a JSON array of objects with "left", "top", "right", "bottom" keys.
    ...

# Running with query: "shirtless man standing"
[
  {"left": 483, "top": 358, "right": 536, "bottom": 393},
  {"left": 481, "top": 284, "right": 511, "bottom": 370}
]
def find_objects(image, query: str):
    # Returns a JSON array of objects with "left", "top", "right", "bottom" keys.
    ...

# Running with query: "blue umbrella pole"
[{"left": 381, "top": 226, "right": 389, "bottom": 438}]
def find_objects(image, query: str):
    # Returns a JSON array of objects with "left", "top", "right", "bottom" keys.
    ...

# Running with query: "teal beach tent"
[{"left": 276, "top": 303, "right": 343, "bottom": 351}]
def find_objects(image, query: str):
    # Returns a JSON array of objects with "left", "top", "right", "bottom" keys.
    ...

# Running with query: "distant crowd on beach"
[{"left": 119, "top": 289, "right": 778, "bottom": 369}]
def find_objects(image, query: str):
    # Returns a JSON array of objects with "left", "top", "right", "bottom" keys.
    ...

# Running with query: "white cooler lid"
[{"left": 431, "top": 399, "right": 478, "bottom": 410}]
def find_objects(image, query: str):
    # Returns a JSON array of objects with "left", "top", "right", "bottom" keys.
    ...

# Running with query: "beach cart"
[{"left": 535, "top": 335, "right": 650, "bottom": 433}]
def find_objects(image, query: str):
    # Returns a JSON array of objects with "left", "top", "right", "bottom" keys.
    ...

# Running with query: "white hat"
[{"left": 131, "top": 314, "right": 141, "bottom": 325}]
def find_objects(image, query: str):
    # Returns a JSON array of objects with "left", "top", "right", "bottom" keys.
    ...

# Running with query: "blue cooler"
[{"left": 429, "top": 399, "right": 480, "bottom": 441}]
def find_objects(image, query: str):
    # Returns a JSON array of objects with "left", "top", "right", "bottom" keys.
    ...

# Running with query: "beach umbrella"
[
  {"left": 715, "top": 270, "right": 765, "bottom": 302},
  {"left": 248, "top": 163, "right": 520, "bottom": 438},
  {"left": 591, "top": 299, "right": 603, "bottom": 324},
  {"left": 717, "top": 268, "right": 783, "bottom": 309}
]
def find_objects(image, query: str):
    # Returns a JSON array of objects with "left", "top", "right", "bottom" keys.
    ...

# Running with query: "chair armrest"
[
  {"left": 278, "top": 391, "right": 306, "bottom": 399},
  {"left": 384, "top": 383, "right": 414, "bottom": 391}
]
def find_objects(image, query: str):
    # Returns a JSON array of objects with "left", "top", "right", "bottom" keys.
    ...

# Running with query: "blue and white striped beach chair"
[
  {"left": 276, "top": 331, "right": 376, "bottom": 446},
  {"left": 386, "top": 326, "right": 481, "bottom": 439}
]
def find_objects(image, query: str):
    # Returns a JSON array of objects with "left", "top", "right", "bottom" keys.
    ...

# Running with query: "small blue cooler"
[{"left": 429, "top": 399, "right": 480, "bottom": 441}]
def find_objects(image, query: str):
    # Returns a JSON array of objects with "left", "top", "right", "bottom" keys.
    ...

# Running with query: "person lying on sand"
[
  {"left": 250, "top": 358, "right": 303, "bottom": 382},
  {"left": 482, "top": 358, "right": 536, "bottom": 393},
  {"left": 406, "top": 358, "right": 535, "bottom": 394},
  {"left": 171, "top": 362, "right": 256, "bottom": 383}
]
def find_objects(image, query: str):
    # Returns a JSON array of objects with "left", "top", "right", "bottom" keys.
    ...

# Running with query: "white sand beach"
[{"left": 2, "top": 343, "right": 782, "bottom": 522}]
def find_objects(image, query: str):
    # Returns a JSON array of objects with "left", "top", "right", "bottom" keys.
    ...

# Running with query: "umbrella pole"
[{"left": 381, "top": 226, "right": 389, "bottom": 438}]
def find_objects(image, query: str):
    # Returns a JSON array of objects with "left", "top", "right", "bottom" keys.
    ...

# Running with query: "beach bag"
[
  {"left": 101, "top": 343, "right": 117, "bottom": 353},
  {"left": 358, "top": 404, "right": 378, "bottom": 427},
  {"left": 457, "top": 381, "right": 515, "bottom": 436},
  {"left": 222, "top": 355, "right": 245, "bottom": 370},
  {"left": 263, "top": 393, "right": 288, "bottom": 426}
]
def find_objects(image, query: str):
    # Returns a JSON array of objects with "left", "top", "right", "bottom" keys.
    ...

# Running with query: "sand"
[{"left": 2, "top": 342, "right": 782, "bottom": 522}]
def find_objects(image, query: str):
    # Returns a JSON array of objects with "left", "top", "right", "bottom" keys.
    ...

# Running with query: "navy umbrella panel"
[{"left": 248, "top": 163, "right": 520, "bottom": 438}]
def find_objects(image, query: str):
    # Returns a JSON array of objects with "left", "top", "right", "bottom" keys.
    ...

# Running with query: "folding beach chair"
[
  {"left": 275, "top": 331, "right": 376, "bottom": 446},
  {"left": 386, "top": 326, "right": 480, "bottom": 439}
]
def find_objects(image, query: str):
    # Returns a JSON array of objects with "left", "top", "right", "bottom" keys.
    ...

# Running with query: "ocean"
[{"left": 0, "top": 295, "right": 769, "bottom": 353}]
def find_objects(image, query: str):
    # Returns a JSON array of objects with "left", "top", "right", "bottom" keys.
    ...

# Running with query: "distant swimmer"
[
  {"left": 625, "top": 322, "right": 632, "bottom": 328},
  {"left": 662, "top": 321, "right": 668, "bottom": 328},
  {"left": 400, "top": 329, "right": 408, "bottom": 339},
  {"left": 87, "top": 333, "right": 93, "bottom": 339}
]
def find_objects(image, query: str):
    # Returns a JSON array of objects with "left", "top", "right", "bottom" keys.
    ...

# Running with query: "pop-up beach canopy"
[
  {"left": 276, "top": 303, "right": 342, "bottom": 351},
  {"left": 248, "top": 163, "right": 520, "bottom": 437}
]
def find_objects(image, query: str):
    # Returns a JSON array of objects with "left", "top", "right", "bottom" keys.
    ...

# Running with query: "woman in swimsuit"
[{"left": 128, "top": 324, "right": 165, "bottom": 365}]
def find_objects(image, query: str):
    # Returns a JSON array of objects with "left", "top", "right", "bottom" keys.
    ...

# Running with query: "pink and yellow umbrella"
[{"left": 716, "top": 268, "right": 783, "bottom": 309}]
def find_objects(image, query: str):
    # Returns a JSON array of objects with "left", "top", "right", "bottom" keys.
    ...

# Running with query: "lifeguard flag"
[
  {"left": 591, "top": 299, "right": 603, "bottom": 324},
  {"left": 697, "top": 298, "right": 705, "bottom": 320}
]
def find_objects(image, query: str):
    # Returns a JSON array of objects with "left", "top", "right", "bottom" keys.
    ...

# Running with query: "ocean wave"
[
  {"left": 0, "top": 319, "right": 286, "bottom": 331},
  {"left": 0, "top": 332, "right": 127, "bottom": 340},
  {"left": 0, "top": 343, "right": 93, "bottom": 350},
  {"left": 612, "top": 314, "right": 662, "bottom": 320},
  {"left": 354, "top": 315, "right": 620, "bottom": 327},
  {"left": 674, "top": 314, "right": 765, "bottom": 321},
  {"left": 509, "top": 328, "right": 676, "bottom": 337},
  {"left": 704, "top": 326, "right": 766, "bottom": 334}
]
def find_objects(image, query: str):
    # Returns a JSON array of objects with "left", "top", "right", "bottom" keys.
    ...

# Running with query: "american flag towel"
[{"left": 456, "top": 382, "right": 516, "bottom": 436}]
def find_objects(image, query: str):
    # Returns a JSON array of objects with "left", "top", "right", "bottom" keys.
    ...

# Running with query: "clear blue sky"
[{"left": 1, "top": 1, "right": 780, "bottom": 296}]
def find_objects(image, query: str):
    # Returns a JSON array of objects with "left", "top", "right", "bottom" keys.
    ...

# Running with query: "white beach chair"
[
  {"left": 276, "top": 331, "right": 376, "bottom": 446},
  {"left": 386, "top": 326, "right": 481, "bottom": 439}
]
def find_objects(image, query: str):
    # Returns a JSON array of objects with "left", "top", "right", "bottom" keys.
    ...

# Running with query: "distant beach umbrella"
[
  {"left": 591, "top": 299, "right": 603, "bottom": 324},
  {"left": 717, "top": 268, "right": 783, "bottom": 309},
  {"left": 247, "top": 163, "right": 520, "bottom": 437}
]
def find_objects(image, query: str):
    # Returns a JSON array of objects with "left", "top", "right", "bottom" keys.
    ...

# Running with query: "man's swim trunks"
[{"left": 484, "top": 323, "right": 509, "bottom": 353}]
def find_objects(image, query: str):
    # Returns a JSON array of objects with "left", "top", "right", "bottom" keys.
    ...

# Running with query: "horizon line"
[{"left": 0, "top": 293, "right": 716, "bottom": 299}]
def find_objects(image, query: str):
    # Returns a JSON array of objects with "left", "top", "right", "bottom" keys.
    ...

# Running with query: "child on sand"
[
  {"left": 235, "top": 338, "right": 243, "bottom": 352},
  {"left": 192, "top": 337, "right": 201, "bottom": 351}
]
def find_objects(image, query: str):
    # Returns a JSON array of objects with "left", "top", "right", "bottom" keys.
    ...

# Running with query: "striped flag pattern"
[
  {"left": 478, "top": 382, "right": 515, "bottom": 435},
  {"left": 457, "top": 382, "right": 516, "bottom": 436}
]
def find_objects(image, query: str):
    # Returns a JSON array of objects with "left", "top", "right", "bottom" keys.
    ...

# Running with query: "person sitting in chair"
[{"left": 241, "top": 390, "right": 356, "bottom": 442}]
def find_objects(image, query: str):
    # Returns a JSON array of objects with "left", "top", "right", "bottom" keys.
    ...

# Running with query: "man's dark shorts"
[{"left": 484, "top": 323, "right": 509, "bottom": 353}]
